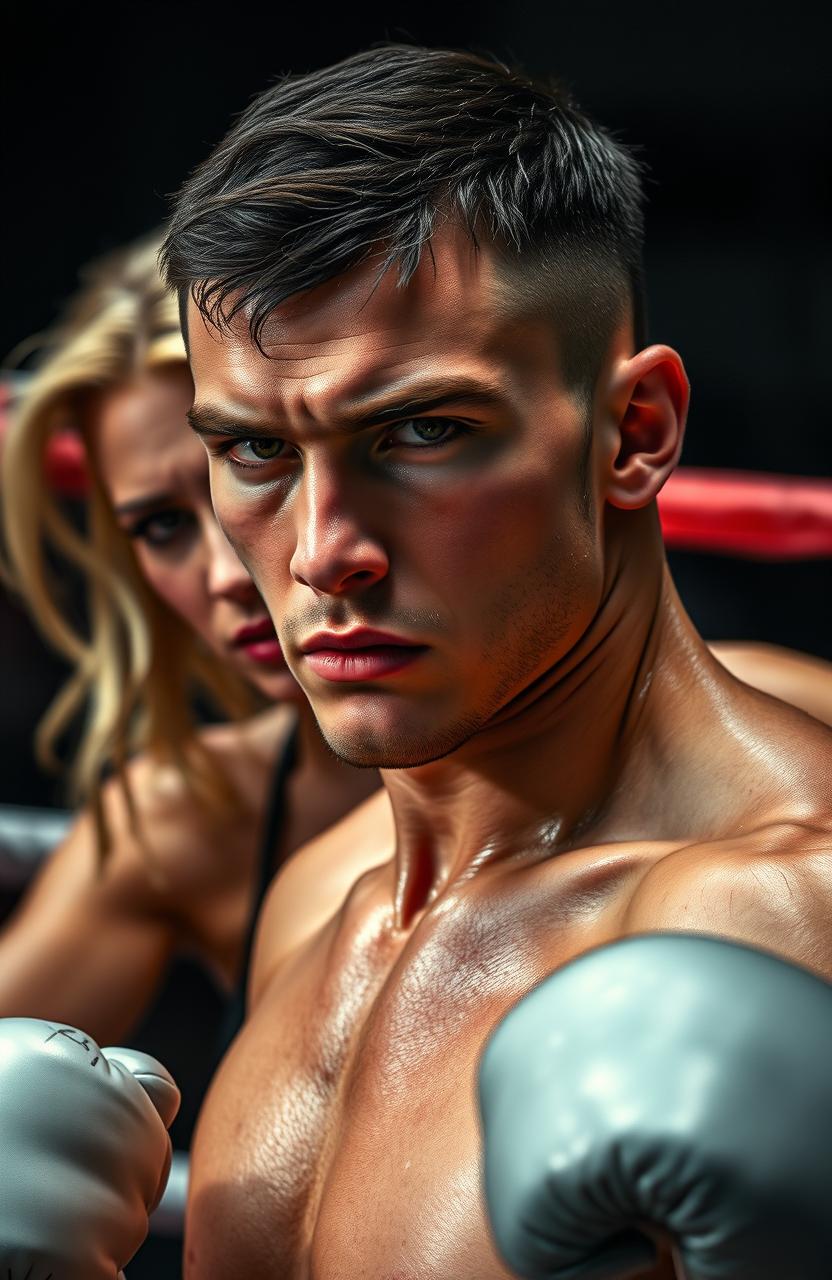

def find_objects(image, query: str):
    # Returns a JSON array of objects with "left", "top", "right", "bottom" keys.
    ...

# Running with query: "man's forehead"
[{"left": 186, "top": 228, "right": 561, "bottom": 412}]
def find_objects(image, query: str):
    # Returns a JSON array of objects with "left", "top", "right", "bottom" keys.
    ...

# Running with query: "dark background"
[{"left": 1, "top": 3, "right": 830, "bottom": 1273}]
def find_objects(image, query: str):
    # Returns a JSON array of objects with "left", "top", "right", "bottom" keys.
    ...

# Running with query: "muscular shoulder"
[
  {"left": 622, "top": 818, "right": 832, "bottom": 979},
  {"left": 250, "top": 787, "right": 395, "bottom": 1004}
]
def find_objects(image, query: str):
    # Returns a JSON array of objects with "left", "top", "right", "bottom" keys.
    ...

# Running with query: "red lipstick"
[{"left": 231, "top": 617, "right": 285, "bottom": 667}]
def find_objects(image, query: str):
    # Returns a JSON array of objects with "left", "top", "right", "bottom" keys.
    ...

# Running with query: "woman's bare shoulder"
[
  {"left": 97, "top": 710, "right": 289, "bottom": 905},
  {"left": 190, "top": 704, "right": 293, "bottom": 809}
]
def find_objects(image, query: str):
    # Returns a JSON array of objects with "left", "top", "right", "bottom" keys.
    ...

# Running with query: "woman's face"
[{"left": 93, "top": 363, "right": 299, "bottom": 703}]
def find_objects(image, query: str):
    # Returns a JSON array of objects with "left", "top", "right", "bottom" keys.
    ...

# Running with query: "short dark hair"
[{"left": 162, "top": 44, "right": 646, "bottom": 397}]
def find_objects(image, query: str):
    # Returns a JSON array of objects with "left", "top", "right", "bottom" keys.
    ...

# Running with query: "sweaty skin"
[{"left": 183, "top": 227, "right": 832, "bottom": 1279}]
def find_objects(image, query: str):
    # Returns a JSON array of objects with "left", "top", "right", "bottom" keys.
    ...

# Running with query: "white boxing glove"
[{"left": 0, "top": 1017, "right": 180, "bottom": 1279}]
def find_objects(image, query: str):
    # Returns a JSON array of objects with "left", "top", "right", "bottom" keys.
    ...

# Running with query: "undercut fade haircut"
[{"left": 162, "top": 44, "right": 647, "bottom": 399}]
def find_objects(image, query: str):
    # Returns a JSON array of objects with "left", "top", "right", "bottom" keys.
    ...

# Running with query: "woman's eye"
[
  {"left": 126, "top": 510, "right": 195, "bottom": 549},
  {"left": 229, "top": 438, "right": 291, "bottom": 465},
  {"left": 386, "top": 418, "right": 462, "bottom": 449}
]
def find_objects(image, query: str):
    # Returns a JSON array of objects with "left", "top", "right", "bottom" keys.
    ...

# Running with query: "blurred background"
[
  {"left": 4, "top": 0, "right": 831, "bottom": 806},
  {"left": 2, "top": 2, "right": 829, "bottom": 1271}
]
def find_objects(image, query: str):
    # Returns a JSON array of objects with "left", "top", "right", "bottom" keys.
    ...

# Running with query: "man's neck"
[{"left": 382, "top": 516, "right": 719, "bottom": 928}]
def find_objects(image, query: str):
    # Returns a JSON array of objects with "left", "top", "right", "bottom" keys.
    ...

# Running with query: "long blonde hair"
[{"left": 1, "top": 233, "right": 257, "bottom": 846}]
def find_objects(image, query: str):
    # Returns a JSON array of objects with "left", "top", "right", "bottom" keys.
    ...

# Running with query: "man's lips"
[
  {"left": 299, "top": 628, "right": 427, "bottom": 683},
  {"left": 299, "top": 628, "right": 418, "bottom": 653}
]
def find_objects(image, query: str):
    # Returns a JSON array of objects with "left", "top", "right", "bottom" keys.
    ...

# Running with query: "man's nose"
[
  {"left": 289, "top": 464, "right": 389, "bottom": 598},
  {"left": 206, "top": 517, "right": 259, "bottom": 604}
]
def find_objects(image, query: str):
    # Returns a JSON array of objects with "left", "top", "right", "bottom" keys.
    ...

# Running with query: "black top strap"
[
  {"left": 211, "top": 717, "right": 300, "bottom": 1063},
  {"left": 248, "top": 717, "right": 300, "bottom": 935}
]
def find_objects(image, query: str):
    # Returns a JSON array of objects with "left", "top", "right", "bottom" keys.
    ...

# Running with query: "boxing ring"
[{"left": 0, "top": 414, "right": 830, "bottom": 1242}]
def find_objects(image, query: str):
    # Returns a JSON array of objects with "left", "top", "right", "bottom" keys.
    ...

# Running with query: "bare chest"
[{"left": 185, "top": 856, "right": 649, "bottom": 1279}]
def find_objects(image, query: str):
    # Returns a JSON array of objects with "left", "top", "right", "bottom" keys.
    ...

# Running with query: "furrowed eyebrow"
[
  {"left": 187, "top": 407, "right": 276, "bottom": 440},
  {"left": 187, "top": 379, "right": 508, "bottom": 440},
  {"left": 355, "top": 382, "right": 508, "bottom": 425}
]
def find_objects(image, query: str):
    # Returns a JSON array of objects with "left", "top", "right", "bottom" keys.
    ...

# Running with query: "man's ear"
[{"left": 603, "top": 345, "right": 689, "bottom": 510}]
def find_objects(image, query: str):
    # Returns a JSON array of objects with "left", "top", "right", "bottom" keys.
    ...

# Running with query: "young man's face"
[{"left": 187, "top": 227, "right": 608, "bottom": 767}]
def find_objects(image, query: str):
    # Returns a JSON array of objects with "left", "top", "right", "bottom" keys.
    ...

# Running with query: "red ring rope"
[{"left": 658, "top": 468, "right": 832, "bottom": 560}]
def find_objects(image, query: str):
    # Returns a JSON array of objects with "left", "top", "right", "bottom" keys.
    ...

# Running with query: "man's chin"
[{"left": 317, "top": 715, "right": 480, "bottom": 771}]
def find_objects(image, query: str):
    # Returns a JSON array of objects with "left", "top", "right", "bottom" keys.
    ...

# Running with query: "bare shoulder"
[
  {"left": 91, "top": 713, "right": 285, "bottom": 914},
  {"left": 622, "top": 815, "right": 832, "bottom": 979},
  {"left": 3, "top": 745, "right": 237, "bottom": 943},
  {"left": 705, "top": 664, "right": 832, "bottom": 821},
  {"left": 710, "top": 641, "right": 832, "bottom": 726},
  {"left": 197, "top": 704, "right": 292, "bottom": 800},
  {"left": 101, "top": 754, "right": 227, "bottom": 899},
  {"left": 127, "top": 706, "right": 290, "bottom": 853},
  {"left": 250, "top": 786, "right": 395, "bottom": 1003}
]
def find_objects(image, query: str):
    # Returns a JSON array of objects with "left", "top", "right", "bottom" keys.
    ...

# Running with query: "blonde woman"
[{"left": 0, "top": 234, "right": 387, "bottom": 1052}]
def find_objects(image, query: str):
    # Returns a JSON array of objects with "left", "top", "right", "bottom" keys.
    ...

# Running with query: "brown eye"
[
  {"left": 230, "top": 438, "right": 290, "bottom": 464},
  {"left": 248, "top": 439, "right": 285, "bottom": 460}
]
